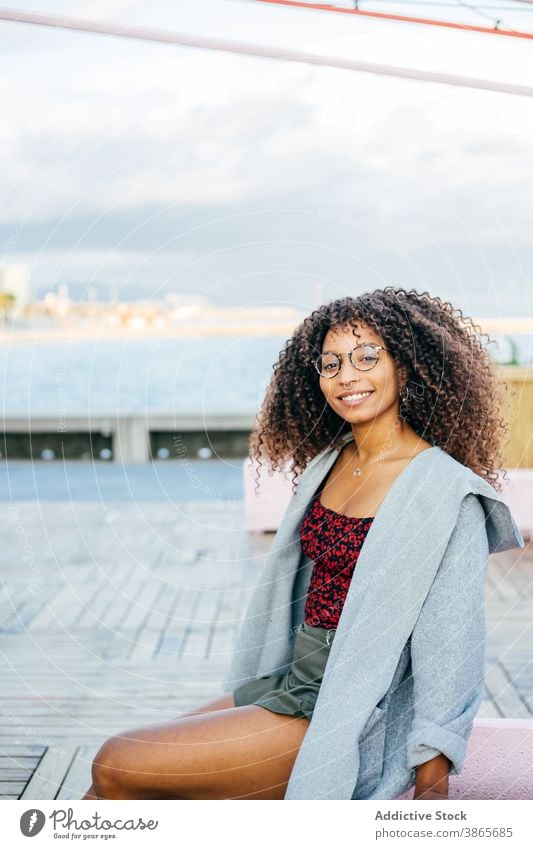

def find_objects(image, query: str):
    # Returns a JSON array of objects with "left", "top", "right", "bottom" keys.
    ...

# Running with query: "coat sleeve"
[{"left": 405, "top": 492, "right": 490, "bottom": 776}]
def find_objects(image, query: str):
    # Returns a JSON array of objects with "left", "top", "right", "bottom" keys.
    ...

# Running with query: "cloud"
[{"left": 0, "top": 0, "right": 531, "bottom": 314}]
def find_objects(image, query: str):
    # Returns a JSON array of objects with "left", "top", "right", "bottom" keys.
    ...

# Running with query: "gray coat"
[{"left": 223, "top": 432, "right": 524, "bottom": 799}]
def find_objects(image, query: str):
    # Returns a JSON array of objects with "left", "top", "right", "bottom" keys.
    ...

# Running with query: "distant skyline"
[{"left": 0, "top": 0, "right": 531, "bottom": 318}]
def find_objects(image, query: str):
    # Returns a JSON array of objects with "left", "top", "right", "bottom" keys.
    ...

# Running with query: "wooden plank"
[
  {"left": 56, "top": 745, "right": 99, "bottom": 800},
  {"left": 0, "top": 675, "right": 228, "bottom": 694},
  {"left": 477, "top": 697, "right": 501, "bottom": 718},
  {"left": 484, "top": 662, "right": 531, "bottom": 718},
  {"left": 0, "top": 583, "right": 25, "bottom": 629},
  {"left": 20, "top": 746, "right": 80, "bottom": 800},
  {"left": 205, "top": 581, "right": 244, "bottom": 659},
  {"left": 485, "top": 572, "right": 506, "bottom": 603},
  {"left": 120, "top": 576, "right": 172, "bottom": 661},
  {"left": 96, "top": 560, "right": 147, "bottom": 629},
  {"left": 0, "top": 746, "right": 45, "bottom": 758},
  {"left": 490, "top": 559, "right": 521, "bottom": 602},
  {"left": 114, "top": 578, "right": 151, "bottom": 631},
  {"left": 27, "top": 582, "right": 78, "bottom": 632},
  {"left": 154, "top": 585, "right": 189, "bottom": 656},
  {"left": 0, "top": 784, "right": 27, "bottom": 797},
  {"left": 0, "top": 768, "right": 37, "bottom": 780},
  {"left": 128, "top": 581, "right": 180, "bottom": 662},
  {"left": 156, "top": 586, "right": 200, "bottom": 658},
  {"left": 59, "top": 569, "right": 108, "bottom": 632},
  {"left": 0, "top": 753, "right": 42, "bottom": 764},
  {"left": 108, "top": 569, "right": 150, "bottom": 631},
  {"left": 0, "top": 582, "right": 50, "bottom": 631},
  {"left": 207, "top": 623, "right": 237, "bottom": 663}
]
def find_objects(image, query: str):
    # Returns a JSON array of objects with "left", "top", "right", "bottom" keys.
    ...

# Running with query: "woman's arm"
[
  {"left": 414, "top": 753, "right": 450, "bottom": 799},
  {"left": 406, "top": 493, "right": 490, "bottom": 787}
]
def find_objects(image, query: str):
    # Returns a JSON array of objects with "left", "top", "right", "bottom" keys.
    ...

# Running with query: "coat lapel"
[{"left": 223, "top": 434, "right": 353, "bottom": 688}]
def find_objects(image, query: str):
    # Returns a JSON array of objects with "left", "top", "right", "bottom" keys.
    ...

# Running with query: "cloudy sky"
[{"left": 0, "top": 0, "right": 532, "bottom": 318}]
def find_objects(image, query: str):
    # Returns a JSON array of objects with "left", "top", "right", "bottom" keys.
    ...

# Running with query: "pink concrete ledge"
[
  {"left": 495, "top": 469, "right": 533, "bottom": 541},
  {"left": 243, "top": 456, "right": 294, "bottom": 532},
  {"left": 243, "top": 458, "right": 533, "bottom": 540},
  {"left": 394, "top": 719, "right": 533, "bottom": 800}
]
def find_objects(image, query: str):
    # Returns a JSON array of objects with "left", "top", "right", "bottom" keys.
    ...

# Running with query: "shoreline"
[
  {"left": 0, "top": 322, "right": 298, "bottom": 346},
  {"left": 1, "top": 316, "right": 533, "bottom": 347}
]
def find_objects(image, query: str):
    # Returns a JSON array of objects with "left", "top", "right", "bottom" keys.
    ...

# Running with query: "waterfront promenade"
[{"left": 0, "top": 469, "right": 531, "bottom": 799}]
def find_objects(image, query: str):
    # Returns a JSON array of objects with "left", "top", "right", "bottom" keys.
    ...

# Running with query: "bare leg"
[
  {"left": 82, "top": 783, "right": 98, "bottom": 800},
  {"left": 175, "top": 692, "right": 237, "bottom": 718},
  {"left": 85, "top": 698, "right": 310, "bottom": 800},
  {"left": 81, "top": 693, "right": 236, "bottom": 799}
]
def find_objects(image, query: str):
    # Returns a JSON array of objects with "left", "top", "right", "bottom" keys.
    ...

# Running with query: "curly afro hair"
[{"left": 249, "top": 286, "right": 512, "bottom": 495}]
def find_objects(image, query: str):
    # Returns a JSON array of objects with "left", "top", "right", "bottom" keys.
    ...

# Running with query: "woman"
[{"left": 83, "top": 287, "right": 523, "bottom": 801}]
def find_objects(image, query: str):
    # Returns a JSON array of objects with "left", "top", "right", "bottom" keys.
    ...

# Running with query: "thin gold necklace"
[{"left": 351, "top": 440, "right": 404, "bottom": 477}]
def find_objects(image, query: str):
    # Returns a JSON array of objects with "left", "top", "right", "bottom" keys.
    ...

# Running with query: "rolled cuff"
[{"left": 406, "top": 722, "right": 470, "bottom": 776}]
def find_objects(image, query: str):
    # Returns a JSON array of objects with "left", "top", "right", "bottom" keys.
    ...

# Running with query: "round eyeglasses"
[{"left": 313, "top": 343, "right": 387, "bottom": 379}]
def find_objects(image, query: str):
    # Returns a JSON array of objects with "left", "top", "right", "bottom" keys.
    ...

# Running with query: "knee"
[{"left": 91, "top": 736, "right": 138, "bottom": 799}]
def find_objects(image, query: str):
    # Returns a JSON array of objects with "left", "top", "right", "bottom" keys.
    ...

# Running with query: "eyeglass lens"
[{"left": 317, "top": 344, "right": 380, "bottom": 377}]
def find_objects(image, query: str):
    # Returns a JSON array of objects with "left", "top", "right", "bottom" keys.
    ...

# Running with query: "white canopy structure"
[{"left": 0, "top": 0, "right": 532, "bottom": 97}]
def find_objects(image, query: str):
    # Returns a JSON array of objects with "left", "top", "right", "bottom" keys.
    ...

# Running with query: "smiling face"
[{"left": 318, "top": 322, "right": 405, "bottom": 423}]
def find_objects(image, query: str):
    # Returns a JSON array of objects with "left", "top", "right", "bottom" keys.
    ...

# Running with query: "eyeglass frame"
[{"left": 312, "top": 343, "right": 388, "bottom": 379}]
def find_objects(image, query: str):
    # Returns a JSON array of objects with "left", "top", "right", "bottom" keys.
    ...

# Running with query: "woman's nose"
[{"left": 338, "top": 356, "right": 361, "bottom": 383}]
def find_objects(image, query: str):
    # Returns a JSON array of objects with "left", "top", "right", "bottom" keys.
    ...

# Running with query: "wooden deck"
[{"left": 0, "top": 500, "right": 531, "bottom": 800}]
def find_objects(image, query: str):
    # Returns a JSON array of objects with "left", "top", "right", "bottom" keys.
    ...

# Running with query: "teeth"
[{"left": 341, "top": 391, "right": 372, "bottom": 400}]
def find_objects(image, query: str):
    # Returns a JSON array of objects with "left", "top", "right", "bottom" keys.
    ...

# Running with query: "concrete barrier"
[
  {"left": 2, "top": 414, "right": 254, "bottom": 463},
  {"left": 394, "top": 719, "right": 533, "bottom": 800}
]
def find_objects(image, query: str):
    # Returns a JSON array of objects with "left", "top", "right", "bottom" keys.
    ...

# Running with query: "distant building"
[{"left": 0, "top": 263, "right": 33, "bottom": 313}]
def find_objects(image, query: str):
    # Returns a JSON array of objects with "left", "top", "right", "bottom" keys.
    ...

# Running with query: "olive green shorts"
[{"left": 232, "top": 621, "right": 336, "bottom": 719}]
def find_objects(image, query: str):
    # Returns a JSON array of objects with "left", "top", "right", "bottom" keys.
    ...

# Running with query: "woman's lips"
[{"left": 338, "top": 390, "right": 374, "bottom": 407}]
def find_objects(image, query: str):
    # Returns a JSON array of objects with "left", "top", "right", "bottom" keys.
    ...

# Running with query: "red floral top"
[{"left": 300, "top": 493, "right": 374, "bottom": 629}]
